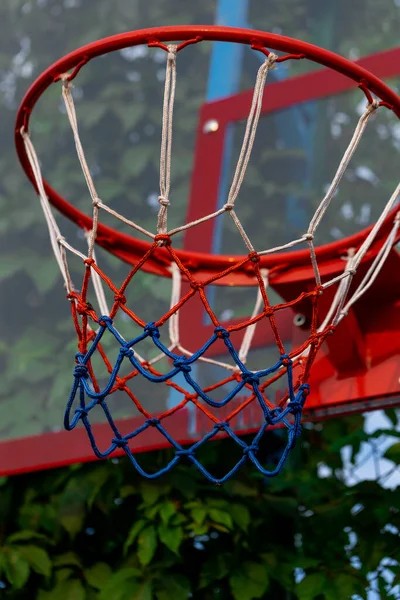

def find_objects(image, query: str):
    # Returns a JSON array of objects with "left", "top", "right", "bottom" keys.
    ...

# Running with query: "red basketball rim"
[{"left": 15, "top": 25, "right": 400, "bottom": 284}]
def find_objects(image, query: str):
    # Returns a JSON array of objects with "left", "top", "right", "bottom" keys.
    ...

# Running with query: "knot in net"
[
  {"left": 73, "top": 407, "right": 89, "bottom": 420},
  {"left": 98, "top": 315, "right": 113, "bottom": 327},
  {"left": 243, "top": 443, "right": 259, "bottom": 456},
  {"left": 172, "top": 356, "right": 192, "bottom": 374},
  {"left": 73, "top": 353, "right": 89, "bottom": 379},
  {"left": 112, "top": 437, "right": 129, "bottom": 448},
  {"left": 73, "top": 364, "right": 89, "bottom": 379},
  {"left": 241, "top": 371, "right": 260, "bottom": 386},
  {"left": 214, "top": 326, "right": 230, "bottom": 340},
  {"left": 144, "top": 322, "right": 161, "bottom": 340},
  {"left": 114, "top": 293, "right": 127, "bottom": 305},
  {"left": 20, "top": 31, "right": 400, "bottom": 483},
  {"left": 119, "top": 345, "right": 134, "bottom": 359}
]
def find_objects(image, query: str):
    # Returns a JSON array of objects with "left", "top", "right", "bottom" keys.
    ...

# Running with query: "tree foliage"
[{"left": 0, "top": 414, "right": 400, "bottom": 599}]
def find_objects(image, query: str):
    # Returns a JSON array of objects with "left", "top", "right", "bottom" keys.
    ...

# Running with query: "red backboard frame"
[{"left": 179, "top": 44, "right": 400, "bottom": 414}]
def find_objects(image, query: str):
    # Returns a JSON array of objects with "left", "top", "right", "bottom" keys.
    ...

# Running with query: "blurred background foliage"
[
  {"left": 0, "top": 0, "right": 400, "bottom": 598},
  {"left": 0, "top": 413, "right": 400, "bottom": 599}
]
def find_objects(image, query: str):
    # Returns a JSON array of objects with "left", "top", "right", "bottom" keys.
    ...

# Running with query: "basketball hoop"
[{"left": 15, "top": 26, "right": 400, "bottom": 483}]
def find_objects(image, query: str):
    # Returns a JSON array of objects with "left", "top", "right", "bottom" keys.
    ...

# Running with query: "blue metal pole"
[
  {"left": 207, "top": 0, "right": 250, "bottom": 313},
  {"left": 207, "top": 0, "right": 249, "bottom": 100}
]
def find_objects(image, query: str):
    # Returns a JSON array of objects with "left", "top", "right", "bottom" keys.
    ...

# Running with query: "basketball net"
[{"left": 19, "top": 40, "right": 400, "bottom": 482}]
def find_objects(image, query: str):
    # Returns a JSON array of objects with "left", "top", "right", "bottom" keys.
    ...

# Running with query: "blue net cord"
[{"left": 64, "top": 316, "right": 311, "bottom": 484}]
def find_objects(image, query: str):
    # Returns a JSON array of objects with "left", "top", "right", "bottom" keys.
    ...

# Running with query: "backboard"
[{"left": 1, "top": 0, "right": 400, "bottom": 475}]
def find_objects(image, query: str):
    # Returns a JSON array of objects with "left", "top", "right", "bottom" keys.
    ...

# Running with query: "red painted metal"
[
  {"left": 1, "top": 383, "right": 399, "bottom": 476},
  {"left": 15, "top": 26, "right": 400, "bottom": 285},
  {"left": 0, "top": 411, "right": 191, "bottom": 477}
]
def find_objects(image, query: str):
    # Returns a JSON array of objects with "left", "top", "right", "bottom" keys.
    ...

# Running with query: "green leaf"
[
  {"left": 4, "top": 549, "right": 30, "bottom": 589},
  {"left": 199, "top": 554, "right": 231, "bottom": 589},
  {"left": 231, "top": 504, "right": 251, "bottom": 531},
  {"left": 369, "top": 429, "right": 400, "bottom": 440},
  {"left": 18, "top": 545, "right": 52, "bottom": 576},
  {"left": 98, "top": 568, "right": 141, "bottom": 600},
  {"left": 85, "top": 562, "right": 112, "bottom": 590},
  {"left": 188, "top": 522, "right": 209, "bottom": 536},
  {"left": 170, "top": 513, "right": 187, "bottom": 526},
  {"left": 52, "top": 552, "right": 82, "bottom": 569},
  {"left": 190, "top": 507, "right": 206, "bottom": 525},
  {"left": 208, "top": 508, "right": 233, "bottom": 529},
  {"left": 159, "top": 501, "right": 177, "bottom": 524},
  {"left": 58, "top": 482, "right": 86, "bottom": 538},
  {"left": 212, "top": 523, "right": 230, "bottom": 534},
  {"left": 55, "top": 568, "right": 75, "bottom": 584},
  {"left": 384, "top": 442, "right": 400, "bottom": 463},
  {"left": 124, "top": 519, "right": 147, "bottom": 555},
  {"left": 120, "top": 485, "right": 136, "bottom": 499},
  {"left": 361, "top": 540, "right": 388, "bottom": 571},
  {"left": 38, "top": 578, "right": 86, "bottom": 600},
  {"left": 85, "top": 466, "right": 113, "bottom": 509},
  {"left": 6, "top": 530, "right": 50, "bottom": 544},
  {"left": 59, "top": 513, "right": 85, "bottom": 538},
  {"left": 158, "top": 523, "right": 184, "bottom": 554},
  {"left": 229, "top": 562, "right": 269, "bottom": 600},
  {"left": 140, "top": 482, "right": 161, "bottom": 505},
  {"left": 137, "top": 526, "right": 157, "bottom": 566},
  {"left": 144, "top": 502, "right": 162, "bottom": 520},
  {"left": 296, "top": 573, "right": 326, "bottom": 600},
  {"left": 330, "top": 573, "right": 364, "bottom": 597},
  {"left": 132, "top": 580, "right": 153, "bottom": 600},
  {"left": 156, "top": 574, "right": 191, "bottom": 600},
  {"left": 385, "top": 408, "right": 398, "bottom": 427}
]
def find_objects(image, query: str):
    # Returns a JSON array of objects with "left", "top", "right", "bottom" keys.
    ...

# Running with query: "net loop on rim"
[
  {"left": 250, "top": 41, "right": 305, "bottom": 64},
  {"left": 19, "top": 31, "right": 400, "bottom": 482}
]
